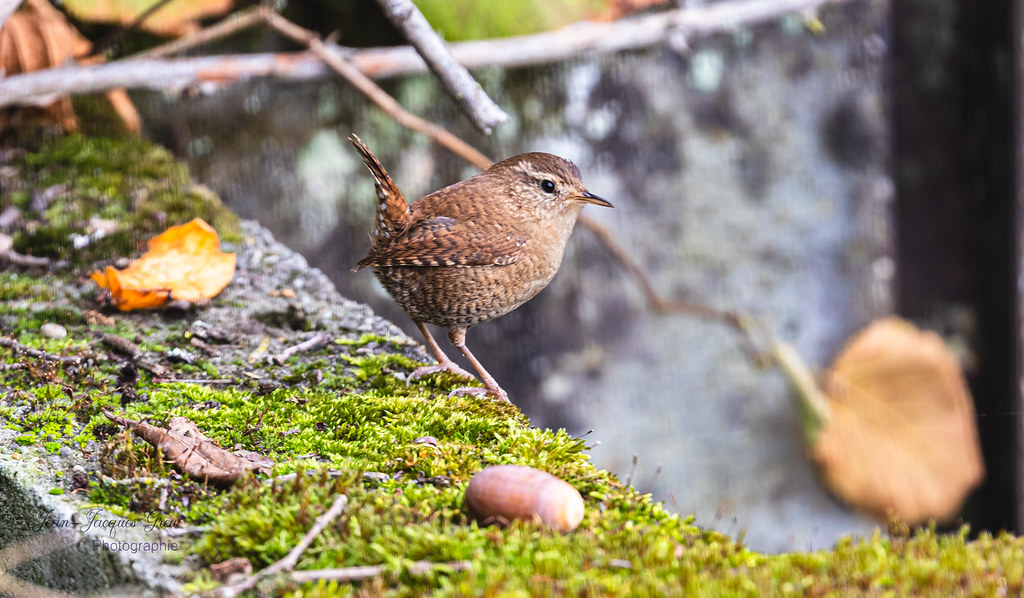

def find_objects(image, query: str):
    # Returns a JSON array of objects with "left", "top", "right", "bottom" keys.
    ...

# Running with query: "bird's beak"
[{"left": 576, "top": 191, "right": 613, "bottom": 208}]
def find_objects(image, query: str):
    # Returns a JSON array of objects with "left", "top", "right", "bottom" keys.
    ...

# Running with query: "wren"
[{"left": 349, "top": 135, "right": 611, "bottom": 402}]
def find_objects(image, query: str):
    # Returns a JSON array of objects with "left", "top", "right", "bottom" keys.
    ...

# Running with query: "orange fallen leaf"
[
  {"left": 91, "top": 218, "right": 236, "bottom": 311},
  {"left": 781, "top": 317, "right": 984, "bottom": 525}
]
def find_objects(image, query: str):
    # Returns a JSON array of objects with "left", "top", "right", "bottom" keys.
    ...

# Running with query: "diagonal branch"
[
  {"left": 216, "top": 494, "right": 349, "bottom": 598},
  {"left": 372, "top": 0, "right": 508, "bottom": 135},
  {"left": 287, "top": 560, "right": 472, "bottom": 584},
  {"left": 131, "top": 4, "right": 270, "bottom": 60},
  {"left": 258, "top": 11, "right": 493, "bottom": 170},
  {"left": 575, "top": 214, "right": 740, "bottom": 326}
]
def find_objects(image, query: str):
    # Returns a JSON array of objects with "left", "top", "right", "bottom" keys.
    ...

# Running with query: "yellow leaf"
[
  {"left": 811, "top": 317, "right": 984, "bottom": 525},
  {"left": 91, "top": 218, "right": 236, "bottom": 311},
  {"left": 62, "top": 0, "right": 234, "bottom": 37}
]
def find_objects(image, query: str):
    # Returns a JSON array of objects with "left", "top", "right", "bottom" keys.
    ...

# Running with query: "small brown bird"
[{"left": 350, "top": 135, "right": 611, "bottom": 402}]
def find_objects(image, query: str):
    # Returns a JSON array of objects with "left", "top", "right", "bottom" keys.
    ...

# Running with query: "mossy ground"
[{"left": 2, "top": 134, "right": 1023, "bottom": 596}]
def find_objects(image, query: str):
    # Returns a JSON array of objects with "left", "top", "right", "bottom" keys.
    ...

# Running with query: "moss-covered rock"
[
  {"left": 6, "top": 134, "right": 238, "bottom": 264},
  {"left": 1, "top": 133, "right": 1023, "bottom": 596}
]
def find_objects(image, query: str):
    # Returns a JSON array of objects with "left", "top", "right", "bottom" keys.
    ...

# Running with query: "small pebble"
[
  {"left": 166, "top": 347, "right": 196, "bottom": 365},
  {"left": 40, "top": 323, "right": 67, "bottom": 339},
  {"left": 413, "top": 436, "right": 438, "bottom": 447}
]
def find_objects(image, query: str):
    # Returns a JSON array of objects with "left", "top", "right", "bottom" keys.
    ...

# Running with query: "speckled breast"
[{"left": 373, "top": 256, "right": 560, "bottom": 328}]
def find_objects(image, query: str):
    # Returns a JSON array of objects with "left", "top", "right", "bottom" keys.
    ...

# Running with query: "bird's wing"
[{"left": 356, "top": 217, "right": 525, "bottom": 268}]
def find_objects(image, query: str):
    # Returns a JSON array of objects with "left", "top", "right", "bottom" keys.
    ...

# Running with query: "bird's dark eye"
[{"left": 540, "top": 179, "right": 556, "bottom": 194}]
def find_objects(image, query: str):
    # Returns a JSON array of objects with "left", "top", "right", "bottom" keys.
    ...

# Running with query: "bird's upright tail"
[{"left": 349, "top": 134, "right": 411, "bottom": 253}]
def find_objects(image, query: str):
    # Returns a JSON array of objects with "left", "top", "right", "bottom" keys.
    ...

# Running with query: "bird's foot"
[
  {"left": 408, "top": 361, "right": 476, "bottom": 385},
  {"left": 448, "top": 385, "right": 510, "bottom": 403}
]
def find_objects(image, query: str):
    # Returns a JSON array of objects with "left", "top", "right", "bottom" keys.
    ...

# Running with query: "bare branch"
[
  {"left": 259, "top": 11, "right": 493, "bottom": 170},
  {"left": 87, "top": 0, "right": 176, "bottom": 58},
  {"left": 288, "top": 560, "right": 472, "bottom": 584},
  {"left": 132, "top": 5, "right": 270, "bottom": 60},
  {"left": 0, "top": 0, "right": 841, "bottom": 107},
  {"left": 575, "top": 215, "right": 740, "bottom": 326},
  {"left": 215, "top": 494, "right": 349, "bottom": 598},
  {"left": 373, "top": 0, "right": 508, "bottom": 135},
  {"left": 270, "top": 494, "right": 349, "bottom": 575},
  {"left": 0, "top": 336, "right": 81, "bottom": 365},
  {"left": 272, "top": 332, "right": 332, "bottom": 364},
  {"left": 0, "top": 249, "right": 69, "bottom": 269}
]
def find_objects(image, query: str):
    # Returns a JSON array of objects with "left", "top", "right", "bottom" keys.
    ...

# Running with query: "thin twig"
[
  {"left": 260, "top": 11, "right": 493, "bottom": 170},
  {"left": 99, "top": 475, "right": 171, "bottom": 487},
  {"left": 575, "top": 214, "right": 741, "bottom": 326},
  {"left": 272, "top": 332, "right": 332, "bottom": 365},
  {"left": 152, "top": 377, "right": 233, "bottom": 384},
  {"left": 373, "top": 0, "right": 508, "bottom": 134},
  {"left": 162, "top": 525, "right": 210, "bottom": 537},
  {"left": 132, "top": 5, "right": 271, "bottom": 60},
  {"left": 0, "top": 337, "right": 81, "bottom": 365},
  {"left": 0, "top": 250, "right": 69, "bottom": 269},
  {"left": 216, "top": 494, "right": 349, "bottom": 598},
  {"left": 265, "top": 470, "right": 390, "bottom": 485},
  {"left": 87, "top": 0, "right": 177, "bottom": 58},
  {"left": 288, "top": 560, "right": 472, "bottom": 584},
  {"left": 101, "top": 333, "right": 143, "bottom": 360},
  {"left": 275, "top": 495, "right": 348, "bottom": 572},
  {"left": 0, "top": 0, "right": 842, "bottom": 108}
]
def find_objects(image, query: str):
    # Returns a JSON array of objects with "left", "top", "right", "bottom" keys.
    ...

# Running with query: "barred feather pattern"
[
  {"left": 349, "top": 135, "right": 410, "bottom": 251},
  {"left": 356, "top": 217, "right": 525, "bottom": 269}
]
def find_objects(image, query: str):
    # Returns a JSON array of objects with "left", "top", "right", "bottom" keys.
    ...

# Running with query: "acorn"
[{"left": 464, "top": 465, "right": 585, "bottom": 532}]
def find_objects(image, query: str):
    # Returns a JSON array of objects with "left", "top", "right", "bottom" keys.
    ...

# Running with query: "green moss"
[
  {"left": 0, "top": 272, "right": 54, "bottom": 301},
  {"left": 48, "top": 488, "right": 65, "bottom": 495},
  {"left": 29, "top": 305, "right": 85, "bottom": 326},
  {"left": 6, "top": 134, "right": 239, "bottom": 265},
  {"left": 15, "top": 434, "right": 37, "bottom": 446},
  {"left": 413, "top": 0, "right": 605, "bottom": 40}
]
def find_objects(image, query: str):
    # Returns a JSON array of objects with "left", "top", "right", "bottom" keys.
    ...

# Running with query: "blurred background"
[{"left": 4, "top": 0, "right": 1020, "bottom": 552}]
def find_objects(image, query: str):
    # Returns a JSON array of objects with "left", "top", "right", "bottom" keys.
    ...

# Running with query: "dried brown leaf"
[
  {"left": 811, "top": 317, "right": 984, "bottom": 525},
  {"left": 0, "top": 0, "right": 91, "bottom": 131},
  {"left": 1, "top": 0, "right": 141, "bottom": 132},
  {"left": 103, "top": 410, "right": 271, "bottom": 486}
]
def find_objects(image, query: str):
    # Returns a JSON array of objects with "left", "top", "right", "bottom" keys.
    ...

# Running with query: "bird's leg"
[
  {"left": 409, "top": 322, "right": 476, "bottom": 384},
  {"left": 446, "top": 327, "right": 510, "bottom": 402}
]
